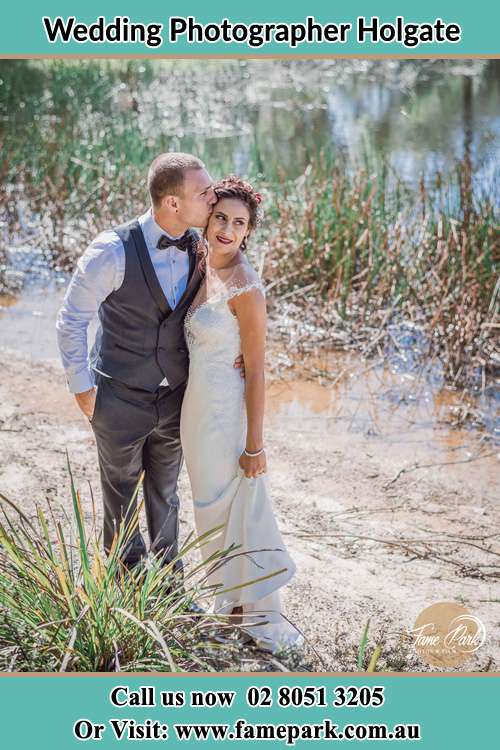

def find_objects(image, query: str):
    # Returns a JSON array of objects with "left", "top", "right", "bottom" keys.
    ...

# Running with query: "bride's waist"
[
  {"left": 187, "top": 357, "right": 244, "bottom": 383},
  {"left": 188, "top": 349, "right": 241, "bottom": 367}
]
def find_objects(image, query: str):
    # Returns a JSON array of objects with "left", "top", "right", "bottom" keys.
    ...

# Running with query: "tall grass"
[
  {"left": 0, "top": 461, "right": 293, "bottom": 672},
  {"left": 264, "top": 155, "right": 498, "bottom": 384}
]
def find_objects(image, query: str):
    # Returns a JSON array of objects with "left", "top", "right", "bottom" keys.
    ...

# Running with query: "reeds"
[
  {"left": 264, "top": 155, "right": 499, "bottom": 386},
  {"left": 0, "top": 460, "right": 290, "bottom": 672}
]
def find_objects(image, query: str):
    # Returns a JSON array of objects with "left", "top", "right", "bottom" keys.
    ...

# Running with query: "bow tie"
[{"left": 157, "top": 232, "right": 191, "bottom": 252}]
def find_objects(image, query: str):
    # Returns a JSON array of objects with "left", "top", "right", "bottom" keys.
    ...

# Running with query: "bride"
[{"left": 180, "top": 176, "right": 299, "bottom": 652}]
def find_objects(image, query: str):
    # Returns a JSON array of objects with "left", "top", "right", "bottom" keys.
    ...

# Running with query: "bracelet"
[{"left": 244, "top": 447, "right": 265, "bottom": 457}]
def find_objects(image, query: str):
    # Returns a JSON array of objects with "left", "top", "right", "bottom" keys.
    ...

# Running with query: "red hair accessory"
[{"left": 254, "top": 192, "right": 262, "bottom": 204}]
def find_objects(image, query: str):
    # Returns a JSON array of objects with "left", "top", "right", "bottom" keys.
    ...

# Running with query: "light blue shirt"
[{"left": 56, "top": 209, "right": 190, "bottom": 393}]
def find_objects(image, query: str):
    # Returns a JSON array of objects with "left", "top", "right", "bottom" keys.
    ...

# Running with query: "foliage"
[{"left": 0, "top": 460, "right": 292, "bottom": 672}]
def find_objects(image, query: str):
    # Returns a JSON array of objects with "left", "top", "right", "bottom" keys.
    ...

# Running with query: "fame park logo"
[{"left": 410, "top": 602, "right": 486, "bottom": 667}]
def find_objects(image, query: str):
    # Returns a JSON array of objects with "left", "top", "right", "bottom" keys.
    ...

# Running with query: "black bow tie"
[{"left": 157, "top": 232, "right": 191, "bottom": 252}]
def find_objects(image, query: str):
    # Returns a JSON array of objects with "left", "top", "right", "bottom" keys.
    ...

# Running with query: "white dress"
[{"left": 180, "top": 260, "right": 299, "bottom": 652}]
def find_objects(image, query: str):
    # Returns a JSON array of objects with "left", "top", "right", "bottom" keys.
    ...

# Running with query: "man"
[{"left": 57, "top": 152, "right": 236, "bottom": 573}]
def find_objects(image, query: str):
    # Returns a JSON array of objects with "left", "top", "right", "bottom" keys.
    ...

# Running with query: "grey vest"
[{"left": 92, "top": 218, "right": 202, "bottom": 392}]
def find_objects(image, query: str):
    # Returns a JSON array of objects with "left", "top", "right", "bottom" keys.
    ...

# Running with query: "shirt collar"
[{"left": 139, "top": 209, "right": 185, "bottom": 250}]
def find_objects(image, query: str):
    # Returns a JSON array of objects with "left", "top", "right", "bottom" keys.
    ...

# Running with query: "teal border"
[
  {"left": 0, "top": 674, "right": 497, "bottom": 747},
  {"left": 1, "top": 1, "right": 499, "bottom": 56}
]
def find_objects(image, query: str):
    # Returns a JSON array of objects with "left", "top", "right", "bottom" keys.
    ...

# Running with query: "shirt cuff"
[{"left": 66, "top": 369, "right": 95, "bottom": 394}]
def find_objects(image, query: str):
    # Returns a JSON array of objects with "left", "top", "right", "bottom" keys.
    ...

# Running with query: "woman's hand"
[{"left": 239, "top": 450, "right": 267, "bottom": 478}]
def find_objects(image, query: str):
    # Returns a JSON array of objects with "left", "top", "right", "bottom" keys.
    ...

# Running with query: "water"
[
  {"left": 0, "top": 278, "right": 498, "bottom": 457},
  {"left": 1, "top": 60, "right": 499, "bottom": 187},
  {"left": 266, "top": 369, "right": 499, "bottom": 495},
  {"left": 140, "top": 60, "right": 500, "bottom": 188}
]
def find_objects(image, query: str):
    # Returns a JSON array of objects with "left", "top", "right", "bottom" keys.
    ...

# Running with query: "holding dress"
[{"left": 180, "top": 260, "right": 299, "bottom": 652}]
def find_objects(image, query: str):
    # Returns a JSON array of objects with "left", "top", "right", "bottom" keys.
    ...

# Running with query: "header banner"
[{"left": 1, "top": 0, "right": 499, "bottom": 56}]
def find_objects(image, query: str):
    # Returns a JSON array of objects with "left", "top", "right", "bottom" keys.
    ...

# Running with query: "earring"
[{"left": 240, "top": 237, "right": 248, "bottom": 251}]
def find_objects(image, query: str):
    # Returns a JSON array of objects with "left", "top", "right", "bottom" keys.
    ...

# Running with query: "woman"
[{"left": 180, "top": 176, "right": 299, "bottom": 652}]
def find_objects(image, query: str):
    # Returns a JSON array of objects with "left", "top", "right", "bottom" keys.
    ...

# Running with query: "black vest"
[{"left": 92, "top": 218, "right": 202, "bottom": 392}]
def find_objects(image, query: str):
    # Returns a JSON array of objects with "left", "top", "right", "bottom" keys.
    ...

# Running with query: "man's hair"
[{"left": 147, "top": 152, "right": 205, "bottom": 206}]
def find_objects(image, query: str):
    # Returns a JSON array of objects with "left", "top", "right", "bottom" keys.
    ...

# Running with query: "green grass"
[
  {"left": 0, "top": 459, "right": 297, "bottom": 672},
  {"left": 356, "top": 619, "right": 381, "bottom": 672}
]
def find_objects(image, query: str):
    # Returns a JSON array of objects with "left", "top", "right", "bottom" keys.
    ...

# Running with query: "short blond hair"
[{"left": 147, "top": 152, "right": 205, "bottom": 206}]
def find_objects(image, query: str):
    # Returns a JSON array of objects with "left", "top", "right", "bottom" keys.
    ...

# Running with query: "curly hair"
[
  {"left": 213, "top": 175, "right": 263, "bottom": 236},
  {"left": 196, "top": 175, "right": 263, "bottom": 270}
]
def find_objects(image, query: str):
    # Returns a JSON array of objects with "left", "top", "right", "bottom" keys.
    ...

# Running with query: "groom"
[{"left": 57, "top": 152, "right": 230, "bottom": 572}]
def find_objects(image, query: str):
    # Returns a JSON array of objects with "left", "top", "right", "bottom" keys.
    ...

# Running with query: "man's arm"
[{"left": 56, "top": 231, "right": 123, "bottom": 418}]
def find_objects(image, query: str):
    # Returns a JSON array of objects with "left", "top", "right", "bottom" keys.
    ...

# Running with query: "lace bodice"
[
  {"left": 182, "top": 260, "right": 265, "bottom": 447},
  {"left": 184, "top": 261, "right": 265, "bottom": 359}
]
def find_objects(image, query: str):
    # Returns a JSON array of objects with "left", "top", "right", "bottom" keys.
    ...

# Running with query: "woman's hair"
[
  {"left": 197, "top": 175, "right": 263, "bottom": 269},
  {"left": 212, "top": 175, "right": 262, "bottom": 235}
]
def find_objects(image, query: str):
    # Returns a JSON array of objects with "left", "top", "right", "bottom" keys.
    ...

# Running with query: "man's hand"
[
  {"left": 233, "top": 354, "right": 245, "bottom": 379},
  {"left": 75, "top": 387, "right": 97, "bottom": 421}
]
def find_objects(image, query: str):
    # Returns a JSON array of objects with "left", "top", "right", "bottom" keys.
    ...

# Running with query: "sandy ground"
[{"left": 0, "top": 349, "right": 498, "bottom": 672}]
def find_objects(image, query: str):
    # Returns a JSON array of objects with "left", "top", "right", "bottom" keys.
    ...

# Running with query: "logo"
[{"left": 410, "top": 602, "right": 486, "bottom": 667}]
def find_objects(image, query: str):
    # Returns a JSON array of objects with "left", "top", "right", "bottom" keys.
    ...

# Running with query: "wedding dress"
[{"left": 180, "top": 259, "right": 299, "bottom": 652}]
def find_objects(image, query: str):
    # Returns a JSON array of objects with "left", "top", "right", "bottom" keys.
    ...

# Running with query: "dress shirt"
[{"left": 56, "top": 209, "right": 190, "bottom": 393}]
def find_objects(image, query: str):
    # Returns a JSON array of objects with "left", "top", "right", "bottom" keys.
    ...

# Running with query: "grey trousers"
[{"left": 90, "top": 373, "right": 185, "bottom": 570}]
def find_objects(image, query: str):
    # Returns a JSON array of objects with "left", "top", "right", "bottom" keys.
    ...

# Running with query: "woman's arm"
[{"left": 229, "top": 288, "right": 267, "bottom": 478}]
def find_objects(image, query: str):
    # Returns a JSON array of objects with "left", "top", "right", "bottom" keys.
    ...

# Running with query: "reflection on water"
[
  {"left": 2, "top": 59, "right": 499, "bottom": 188},
  {"left": 0, "top": 282, "right": 67, "bottom": 362},
  {"left": 267, "top": 356, "right": 486, "bottom": 440},
  {"left": 267, "top": 359, "right": 499, "bottom": 492},
  {"left": 145, "top": 60, "right": 500, "bottom": 189}
]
